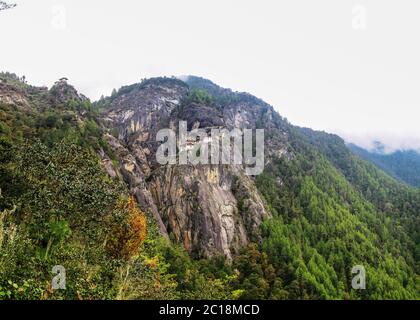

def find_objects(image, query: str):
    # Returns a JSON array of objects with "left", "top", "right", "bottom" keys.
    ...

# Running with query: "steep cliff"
[{"left": 99, "top": 77, "right": 276, "bottom": 259}]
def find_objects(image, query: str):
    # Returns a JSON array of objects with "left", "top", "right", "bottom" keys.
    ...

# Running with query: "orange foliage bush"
[{"left": 106, "top": 196, "right": 147, "bottom": 260}]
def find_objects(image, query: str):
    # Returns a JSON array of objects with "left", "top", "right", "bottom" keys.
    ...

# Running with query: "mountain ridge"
[{"left": 348, "top": 142, "right": 420, "bottom": 189}]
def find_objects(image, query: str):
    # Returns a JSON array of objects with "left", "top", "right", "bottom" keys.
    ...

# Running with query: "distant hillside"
[{"left": 349, "top": 143, "right": 420, "bottom": 188}]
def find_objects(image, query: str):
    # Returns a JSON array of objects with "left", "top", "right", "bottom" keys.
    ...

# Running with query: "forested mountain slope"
[
  {"left": 348, "top": 143, "right": 420, "bottom": 189},
  {"left": 0, "top": 73, "right": 418, "bottom": 299}
]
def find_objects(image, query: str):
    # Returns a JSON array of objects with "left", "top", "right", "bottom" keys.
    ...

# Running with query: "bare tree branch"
[{"left": 0, "top": 1, "right": 16, "bottom": 11}]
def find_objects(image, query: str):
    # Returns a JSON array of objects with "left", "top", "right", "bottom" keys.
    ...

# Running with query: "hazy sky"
[{"left": 1, "top": 0, "right": 419, "bottom": 151}]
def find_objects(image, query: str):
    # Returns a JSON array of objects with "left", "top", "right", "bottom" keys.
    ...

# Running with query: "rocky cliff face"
[
  {"left": 49, "top": 78, "right": 89, "bottom": 104},
  {"left": 0, "top": 73, "right": 290, "bottom": 259},
  {"left": 98, "top": 77, "right": 292, "bottom": 259},
  {"left": 0, "top": 82, "right": 31, "bottom": 109}
]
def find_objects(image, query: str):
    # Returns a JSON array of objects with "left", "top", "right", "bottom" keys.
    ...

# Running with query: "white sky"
[{"left": 1, "top": 0, "right": 419, "bottom": 151}]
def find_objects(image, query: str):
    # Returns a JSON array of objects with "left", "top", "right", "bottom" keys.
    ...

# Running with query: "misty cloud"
[{"left": 1, "top": 0, "right": 419, "bottom": 150}]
